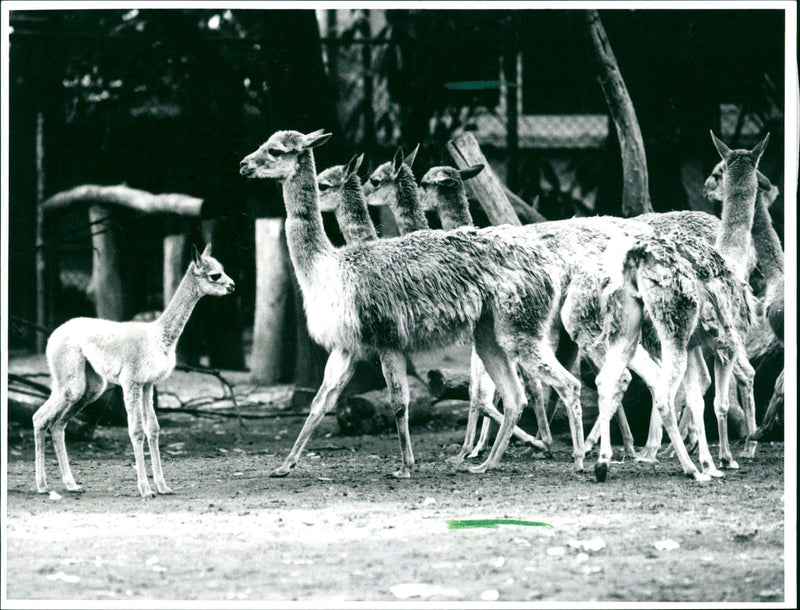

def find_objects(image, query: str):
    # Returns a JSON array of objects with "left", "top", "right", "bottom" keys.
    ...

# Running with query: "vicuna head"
[
  {"left": 239, "top": 129, "right": 332, "bottom": 180},
  {"left": 318, "top": 153, "right": 365, "bottom": 212},
  {"left": 190, "top": 244, "right": 235, "bottom": 296},
  {"left": 709, "top": 131, "right": 770, "bottom": 196},
  {"left": 704, "top": 160, "right": 778, "bottom": 207},
  {"left": 364, "top": 144, "right": 419, "bottom": 207},
  {"left": 419, "top": 164, "right": 484, "bottom": 212}
]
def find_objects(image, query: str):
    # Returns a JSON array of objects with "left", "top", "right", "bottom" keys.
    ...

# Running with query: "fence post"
[{"left": 250, "top": 218, "right": 290, "bottom": 383}]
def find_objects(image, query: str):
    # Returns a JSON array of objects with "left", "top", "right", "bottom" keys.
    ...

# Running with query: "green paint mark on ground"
[
  {"left": 446, "top": 519, "right": 553, "bottom": 530},
  {"left": 444, "top": 80, "right": 518, "bottom": 90}
]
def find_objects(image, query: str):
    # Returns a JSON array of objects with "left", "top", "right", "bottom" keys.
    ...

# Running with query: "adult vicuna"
[
  {"left": 34, "top": 244, "right": 235, "bottom": 497},
  {"left": 240, "top": 129, "right": 583, "bottom": 476},
  {"left": 318, "top": 153, "right": 378, "bottom": 243},
  {"left": 419, "top": 164, "right": 558, "bottom": 461},
  {"left": 705, "top": 162, "right": 784, "bottom": 441}
]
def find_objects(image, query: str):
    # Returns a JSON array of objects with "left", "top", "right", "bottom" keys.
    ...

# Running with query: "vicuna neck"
[
  {"left": 283, "top": 149, "right": 336, "bottom": 275},
  {"left": 750, "top": 190, "right": 784, "bottom": 284},
  {"left": 157, "top": 269, "right": 203, "bottom": 348},
  {"left": 391, "top": 166, "right": 428, "bottom": 234},
  {"left": 437, "top": 188, "right": 474, "bottom": 229},
  {"left": 716, "top": 168, "right": 757, "bottom": 280},
  {"left": 336, "top": 174, "right": 378, "bottom": 244}
]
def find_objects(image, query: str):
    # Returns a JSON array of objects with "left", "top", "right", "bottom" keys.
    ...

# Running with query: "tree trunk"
[
  {"left": 582, "top": 10, "right": 653, "bottom": 217},
  {"left": 447, "top": 132, "right": 521, "bottom": 226},
  {"left": 251, "top": 218, "right": 291, "bottom": 383},
  {"left": 87, "top": 205, "right": 127, "bottom": 321}
]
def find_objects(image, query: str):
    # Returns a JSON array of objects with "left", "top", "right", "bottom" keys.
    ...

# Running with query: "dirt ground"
[
  {"left": 4, "top": 411, "right": 786, "bottom": 604},
  {"left": 4, "top": 350, "right": 788, "bottom": 604}
]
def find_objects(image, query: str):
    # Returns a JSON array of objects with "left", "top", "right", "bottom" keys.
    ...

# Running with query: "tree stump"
[{"left": 336, "top": 377, "right": 434, "bottom": 435}]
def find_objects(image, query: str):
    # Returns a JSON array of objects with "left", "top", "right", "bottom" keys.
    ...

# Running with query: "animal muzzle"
[{"left": 227, "top": 281, "right": 236, "bottom": 294}]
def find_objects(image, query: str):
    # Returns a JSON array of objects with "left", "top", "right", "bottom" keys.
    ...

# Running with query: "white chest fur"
[{"left": 296, "top": 255, "right": 362, "bottom": 353}]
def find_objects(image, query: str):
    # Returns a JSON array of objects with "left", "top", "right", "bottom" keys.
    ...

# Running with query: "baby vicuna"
[{"left": 34, "top": 245, "right": 235, "bottom": 497}]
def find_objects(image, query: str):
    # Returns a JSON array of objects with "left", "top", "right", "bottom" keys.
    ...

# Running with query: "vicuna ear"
[
  {"left": 202, "top": 243, "right": 212, "bottom": 258},
  {"left": 459, "top": 164, "right": 484, "bottom": 181},
  {"left": 392, "top": 147, "right": 405, "bottom": 178},
  {"left": 191, "top": 244, "right": 203, "bottom": 268},
  {"left": 404, "top": 144, "right": 420, "bottom": 169},
  {"left": 710, "top": 130, "right": 732, "bottom": 161},
  {"left": 756, "top": 170, "right": 773, "bottom": 191},
  {"left": 345, "top": 153, "right": 365, "bottom": 179},
  {"left": 749, "top": 133, "right": 770, "bottom": 166},
  {"left": 302, "top": 130, "right": 333, "bottom": 149}
]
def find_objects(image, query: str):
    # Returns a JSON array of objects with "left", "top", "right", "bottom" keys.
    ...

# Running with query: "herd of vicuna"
[{"left": 33, "top": 128, "right": 782, "bottom": 497}]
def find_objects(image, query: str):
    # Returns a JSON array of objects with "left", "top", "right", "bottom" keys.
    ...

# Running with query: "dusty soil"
[{"left": 5, "top": 399, "right": 786, "bottom": 604}]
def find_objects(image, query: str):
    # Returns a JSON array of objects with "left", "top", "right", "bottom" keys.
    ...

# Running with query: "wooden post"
[
  {"left": 251, "top": 218, "right": 291, "bottom": 383},
  {"left": 87, "top": 205, "right": 127, "bottom": 321},
  {"left": 447, "top": 132, "right": 521, "bottom": 226},
  {"left": 582, "top": 10, "right": 653, "bottom": 217},
  {"left": 163, "top": 233, "right": 187, "bottom": 306}
]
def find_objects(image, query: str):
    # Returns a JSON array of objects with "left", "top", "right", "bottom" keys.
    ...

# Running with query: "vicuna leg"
[
  {"left": 141, "top": 383, "right": 172, "bottom": 494},
  {"left": 52, "top": 367, "right": 107, "bottom": 492},
  {"left": 683, "top": 348, "right": 722, "bottom": 477},
  {"left": 517, "top": 342, "right": 584, "bottom": 471},
  {"left": 380, "top": 349, "right": 415, "bottom": 478},
  {"left": 469, "top": 327, "right": 527, "bottom": 474},
  {"left": 448, "top": 348, "right": 495, "bottom": 464},
  {"left": 123, "top": 383, "right": 154, "bottom": 498},
  {"left": 584, "top": 360, "right": 635, "bottom": 458},
  {"left": 593, "top": 339, "right": 639, "bottom": 483},
  {"left": 272, "top": 349, "right": 356, "bottom": 477},
  {"left": 33, "top": 347, "right": 92, "bottom": 493},
  {"left": 751, "top": 369, "right": 783, "bottom": 440},
  {"left": 734, "top": 349, "right": 758, "bottom": 458},
  {"left": 468, "top": 416, "right": 494, "bottom": 458},
  {"left": 654, "top": 342, "right": 709, "bottom": 482},
  {"left": 713, "top": 354, "right": 739, "bottom": 470}
]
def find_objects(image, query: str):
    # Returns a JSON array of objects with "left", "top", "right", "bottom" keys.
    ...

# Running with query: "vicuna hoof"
[
  {"left": 446, "top": 453, "right": 467, "bottom": 465},
  {"left": 392, "top": 468, "right": 411, "bottom": 479},
  {"left": 157, "top": 485, "right": 174, "bottom": 495},
  {"left": 691, "top": 471, "right": 712, "bottom": 483},
  {"left": 721, "top": 458, "right": 739, "bottom": 470},
  {"left": 270, "top": 467, "right": 292, "bottom": 478},
  {"left": 635, "top": 452, "right": 659, "bottom": 464},
  {"left": 594, "top": 462, "right": 608, "bottom": 482}
]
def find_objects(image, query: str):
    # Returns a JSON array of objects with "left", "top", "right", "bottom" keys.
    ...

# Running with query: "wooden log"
[
  {"left": 86, "top": 205, "right": 127, "bottom": 321},
  {"left": 41, "top": 184, "right": 203, "bottom": 217},
  {"left": 251, "top": 218, "right": 290, "bottom": 384},
  {"left": 427, "top": 368, "right": 471, "bottom": 402},
  {"left": 503, "top": 186, "right": 547, "bottom": 224},
  {"left": 582, "top": 10, "right": 653, "bottom": 217},
  {"left": 447, "top": 132, "right": 522, "bottom": 227},
  {"left": 336, "top": 376, "right": 434, "bottom": 436}
]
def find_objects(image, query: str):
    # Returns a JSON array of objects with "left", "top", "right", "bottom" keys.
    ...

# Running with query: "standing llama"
[
  {"left": 240, "top": 129, "right": 588, "bottom": 477},
  {"left": 418, "top": 164, "right": 566, "bottom": 462},
  {"left": 704, "top": 161, "right": 784, "bottom": 441},
  {"left": 635, "top": 133, "right": 768, "bottom": 466},
  {"left": 34, "top": 245, "right": 235, "bottom": 497}
]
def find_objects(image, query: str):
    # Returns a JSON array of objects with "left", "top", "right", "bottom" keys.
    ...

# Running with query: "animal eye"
[
  {"left": 268, "top": 148, "right": 284, "bottom": 157},
  {"left": 318, "top": 183, "right": 330, "bottom": 192},
  {"left": 209, "top": 273, "right": 222, "bottom": 281},
  {"left": 370, "top": 177, "right": 381, "bottom": 187}
]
